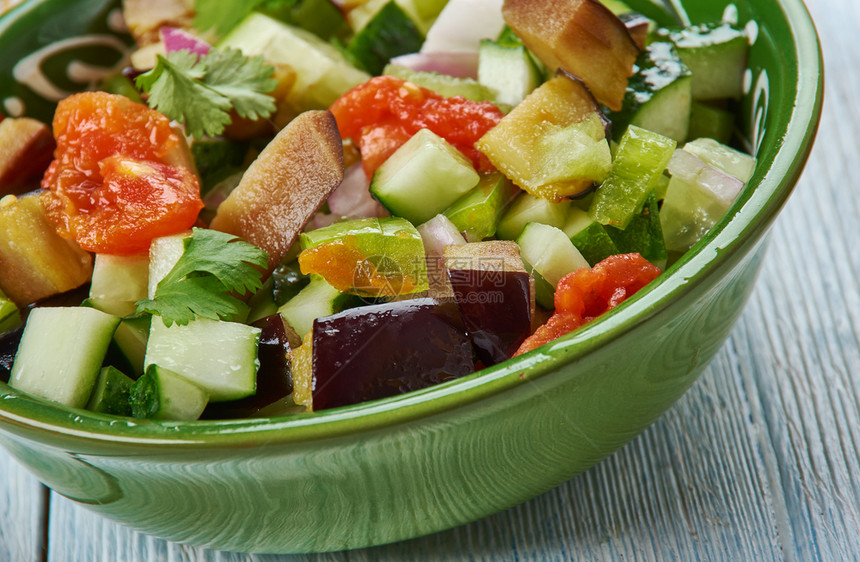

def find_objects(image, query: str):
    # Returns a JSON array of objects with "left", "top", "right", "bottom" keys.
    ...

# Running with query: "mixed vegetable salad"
[{"left": 0, "top": 0, "right": 757, "bottom": 421}]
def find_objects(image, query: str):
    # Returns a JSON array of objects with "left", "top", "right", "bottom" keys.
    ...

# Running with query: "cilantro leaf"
[
  {"left": 136, "top": 229, "right": 270, "bottom": 327},
  {"left": 199, "top": 48, "right": 278, "bottom": 121},
  {"left": 136, "top": 47, "right": 276, "bottom": 139}
]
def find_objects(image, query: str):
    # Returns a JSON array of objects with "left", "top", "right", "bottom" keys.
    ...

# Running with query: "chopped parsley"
[
  {"left": 136, "top": 228, "right": 270, "bottom": 326},
  {"left": 136, "top": 47, "right": 278, "bottom": 139}
]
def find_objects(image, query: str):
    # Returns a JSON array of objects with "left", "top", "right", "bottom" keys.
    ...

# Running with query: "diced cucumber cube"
[
  {"left": 496, "top": 192, "right": 569, "bottom": 241},
  {"left": 347, "top": 1, "right": 424, "bottom": 75},
  {"left": 86, "top": 366, "right": 135, "bottom": 416},
  {"left": 589, "top": 125, "right": 676, "bottom": 229},
  {"left": 89, "top": 252, "right": 150, "bottom": 317},
  {"left": 384, "top": 64, "right": 495, "bottom": 102},
  {"left": 10, "top": 307, "right": 121, "bottom": 408},
  {"left": 130, "top": 365, "right": 209, "bottom": 421},
  {"left": 517, "top": 222, "right": 589, "bottom": 309},
  {"left": 144, "top": 318, "right": 260, "bottom": 402},
  {"left": 278, "top": 276, "right": 361, "bottom": 337},
  {"left": 219, "top": 13, "right": 370, "bottom": 111},
  {"left": 562, "top": 208, "right": 619, "bottom": 267},
  {"left": 112, "top": 316, "right": 151, "bottom": 376},
  {"left": 683, "top": 137, "right": 756, "bottom": 183},
  {"left": 604, "top": 193, "right": 667, "bottom": 269},
  {"left": 478, "top": 38, "right": 542, "bottom": 106},
  {"left": 443, "top": 172, "right": 518, "bottom": 242},
  {"left": 148, "top": 232, "right": 190, "bottom": 299},
  {"left": 688, "top": 101, "right": 734, "bottom": 145},
  {"left": 657, "top": 22, "right": 749, "bottom": 100},
  {"left": 257, "top": 0, "right": 350, "bottom": 41},
  {"left": 370, "top": 128, "right": 480, "bottom": 225},
  {"left": 608, "top": 42, "right": 692, "bottom": 143}
]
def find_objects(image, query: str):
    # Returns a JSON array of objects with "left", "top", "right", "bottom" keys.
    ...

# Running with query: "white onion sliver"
[
  {"left": 418, "top": 214, "right": 467, "bottom": 257},
  {"left": 421, "top": 0, "right": 506, "bottom": 55},
  {"left": 328, "top": 164, "right": 387, "bottom": 219}
]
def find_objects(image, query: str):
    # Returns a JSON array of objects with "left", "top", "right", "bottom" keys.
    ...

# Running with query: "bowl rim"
[{"left": 0, "top": 0, "right": 824, "bottom": 449}]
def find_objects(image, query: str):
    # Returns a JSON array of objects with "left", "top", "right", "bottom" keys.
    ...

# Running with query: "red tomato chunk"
[
  {"left": 330, "top": 76, "right": 504, "bottom": 179},
  {"left": 515, "top": 253, "right": 661, "bottom": 356}
]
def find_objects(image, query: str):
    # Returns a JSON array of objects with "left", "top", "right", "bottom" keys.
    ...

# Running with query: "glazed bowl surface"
[{"left": 0, "top": 0, "right": 822, "bottom": 553}]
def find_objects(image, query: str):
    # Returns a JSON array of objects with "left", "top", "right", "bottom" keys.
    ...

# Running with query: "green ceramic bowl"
[{"left": 0, "top": 0, "right": 822, "bottom": 553}]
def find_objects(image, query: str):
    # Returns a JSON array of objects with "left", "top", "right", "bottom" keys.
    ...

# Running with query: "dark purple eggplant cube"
[{"left": 311, "top": 298, "right": 474, "bottom": 410}]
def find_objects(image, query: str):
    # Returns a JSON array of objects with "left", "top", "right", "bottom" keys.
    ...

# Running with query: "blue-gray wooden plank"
[
  {"left": 32, "top": 0, "right": 860, "bottom": 559},
  {"left": 0, "top": 454, "right": 45, "bottom": 562}
]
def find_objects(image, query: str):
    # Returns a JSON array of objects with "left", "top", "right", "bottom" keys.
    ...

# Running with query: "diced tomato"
[
  {"left": 41, "top": 92, "right": 203, "bottom": 255},
  {"left": 330, "top": 76, "right": 504, "bottom": 178},
  {"left": 514, "top": 253, "right": 661, "bottom": 356}
]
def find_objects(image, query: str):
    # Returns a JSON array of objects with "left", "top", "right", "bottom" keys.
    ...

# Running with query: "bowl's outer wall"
[{"left": 0, "top": 0, "right": 822, "bottom": 554}]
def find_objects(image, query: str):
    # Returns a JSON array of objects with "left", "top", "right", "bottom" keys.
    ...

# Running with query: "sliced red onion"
[
  {"left": 418, "top": 214, "right": 467, "bottom": 257},
  {"left": 421, "top": 0, "right": 505, "bottom": 55},
  {"left": 161, "top": 27, "right": 211, "bottom": 56},
  {"left": 389, "top": 52, "right": 480, "bottom": 79},
  {"left": 668, "top": 148, "right": 744, "bottom": 208},
  {"left": 328, "top": 164, "right": 388, "bottom": 219}
]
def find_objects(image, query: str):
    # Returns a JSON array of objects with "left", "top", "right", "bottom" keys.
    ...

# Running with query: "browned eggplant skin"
[
  {"left": 502, "top": 0, "right": 639, "bottom": 111},
  {"left": 311, "top": 298, "right": 474, "bottom": 411},
  {"left": 209, "top": 110, "right": 344, "bottom": 271},
  {"left": 0, "top": 117, "right": 55, "bottom": 196}
]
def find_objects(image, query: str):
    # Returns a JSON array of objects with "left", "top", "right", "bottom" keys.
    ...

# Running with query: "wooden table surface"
[{"left": 1, "top": 0, "right": 857, "bottom": 559}]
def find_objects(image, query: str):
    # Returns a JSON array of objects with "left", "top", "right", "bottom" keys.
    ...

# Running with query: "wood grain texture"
[
  {"left": 17, "top": 0, "right": 860, "bottom": 559},
  {"left": 0, "top": 453, "right": 46, "bottom": 562}
]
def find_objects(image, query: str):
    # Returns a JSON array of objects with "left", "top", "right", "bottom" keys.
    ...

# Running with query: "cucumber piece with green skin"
[
  {"left": 608, "top": 42, "right": 692, "bottom": 143},
  {"left": 370, "top": 128, "right": 480, "bottom": 225},
  {"left": 688, "top": 101, "right": 734, "bottom": 145},
  {"left": 589, "top": 125, "right": 677, "bottom": 229},
  {"left": 656, "top": 22, "right": 749, "bottom": 100},
  {"left": 517, "top": 222, "right": 589, "bottom": 309},
  {"left": 496, "top": 191, "right": 569, "bottom": 241},
  {"left": 10, "top": 307, "right": 120, "bottom": 408},
  {"left": 278, "top": 276, "right": 364, "bottom": 337},
  {"left": 604, "top": 192, "right": 667, "bottom": 269},
  {"left": 562, "top": 208, "right": 619, "bottom": 267},
  {"left": 300, "top": 217, "right": 429, "bottom": 296},
  {"left": 384, "top": 64, "right": 495, "bottom": 102},
  {"left": 257, "top": 0, "right": 351, "bottom": 41},
  {"left": 112, "top": 316, "right": 150, "bottom": 376},
  {"left": 0, "top": 289, "right": 20, "bottom": 334},
  {"left": 89, "top": 252, "right": 150, "bottom": 318},
  {"left": 147, "top": 232, "right": 190, "bottom": 300},
  {"left": 219, "top": 13, "right": 370, "bottom": 111},
  {"left": 130, "top": 365, "right": 209, "bottom": 421},
  {"left": 86, "top": 366, "right": 136, "bottom": 416},
  {"left": 349, "top": 0, "right": 445, "bottom": 35},
  {"left": 443, "top": 173, "right": 518, "bottom": 242},
  {"left": 477, "top": 38, "right": 542, "bottom": 107},
  {"left": 144, "top": 318, "right": 260, "bottom": 402},
  {"left": 347, "top": 1, "right": 424, "bottom": 75},
  {"left": 683, "top": 137, "right": 756, "bottom": 183}
]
